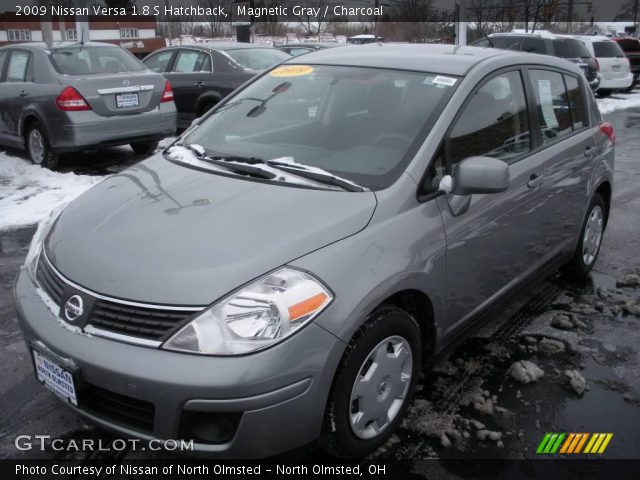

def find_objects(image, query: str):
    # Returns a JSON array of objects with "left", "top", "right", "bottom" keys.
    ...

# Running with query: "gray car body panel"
[
  {"left": 0, "top": 42, "right": 176, "bottom": 153},
  {"left": 15, "top": 44, "right": 614, "bottom": 457}
]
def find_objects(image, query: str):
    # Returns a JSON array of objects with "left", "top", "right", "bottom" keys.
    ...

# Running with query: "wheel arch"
[
  {"left": 20, "top": 111, "right": 49, "bottom": 147},
  {"left": 595, "top": 180, "right": 612, "bottom": 227},
  {"left": 195, "top": 91, "right": 222, "bottom": 117}
]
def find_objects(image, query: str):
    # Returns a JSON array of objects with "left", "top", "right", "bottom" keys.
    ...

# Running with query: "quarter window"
[
  {"left": 449, "top": 70, "right": 530, "bottom": 167},
  {"left": 6, "top": 51, "right": 30, "bottom": 82},
  {"left": 529, "top": 69, "right": 573, "bottom": 144},
  {"left": 564, "top": 75, "right": 586, "bottom": 130}
]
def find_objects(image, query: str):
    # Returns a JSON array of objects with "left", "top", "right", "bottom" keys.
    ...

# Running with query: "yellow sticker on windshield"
[{"left": 270, "top": 65, "right": 314, "bottom": 77}]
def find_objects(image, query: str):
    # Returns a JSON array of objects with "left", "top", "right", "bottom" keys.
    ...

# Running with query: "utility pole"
[
  {"left": 567, "top": 0, "right": 574, "bottom": 33},
  {"left": 634, "top": 0, "right": 639, "bottom": 36},
  {"left": 455, "top": 0, "right": 467, "bottom": 45},
  {"left": 41, "top": 0, "right": 53, "bottom": 47}
]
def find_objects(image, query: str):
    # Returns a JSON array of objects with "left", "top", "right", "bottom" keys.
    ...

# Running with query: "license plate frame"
[
  {"left": 32, "top": 348, "right": 78, "bottom": 406},
  {"left": 116, "top": 92, "right": 139, "bottom": 108}
]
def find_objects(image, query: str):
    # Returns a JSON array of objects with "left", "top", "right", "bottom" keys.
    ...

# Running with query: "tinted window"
[
  {"left": 181, "top": 66, "right": 458, "bottom": 190},
  {"left": 617, "top": 39, "right": 640, "bottom": 52},
  {"left": 593, "top": 41, "right": 624, "bottom": 58},
  {"left": 553, "top": 38, "right": 591, "bottom": 58},
  {"left": 529, "top": 70, "right": 573, "bottom": 143},
  {"left": 449, "top": 71, "right": 530, "bottom": 165},
  {"left": 0, "top": 51, "right": 7, "bottom": 80},
  {"left": 50, "top": 46, "right": 144, "bottom": 75},
  {"left": 564, "top": 75, "right": 586, "bottom": 130},
  {"left": 6, "top": 51, "right": 30, "bottom": 82},
  {"left": 491, "top": 36, "right": 523, "bottom": 50},
  {"left": 173, "top": 50, "right": 210, "bottom": 73},
  {"left": 144, "top": 50, "right": 174, "bottom": 73},
  {"left": 522, "top": 37, "right": 547, "bottom": 54}
]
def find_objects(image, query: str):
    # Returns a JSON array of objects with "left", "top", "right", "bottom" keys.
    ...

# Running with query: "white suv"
[{"left": 575, "top": 35, "right": 633, "bottom": 96}]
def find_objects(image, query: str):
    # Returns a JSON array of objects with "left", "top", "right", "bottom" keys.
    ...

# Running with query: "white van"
[{"left": 575, "top": 35, "right": 633, "bottom": 96}]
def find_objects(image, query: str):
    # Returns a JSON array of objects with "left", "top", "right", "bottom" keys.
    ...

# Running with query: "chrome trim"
[
  {"left": 41, "top": 252, "right": 206, "bottom": 312},
  {"left": 97, "top": 85, "right": 154, "bottom": 94},
  {"left": 84, "top": 325, "right": 162, "bottom": 348}
]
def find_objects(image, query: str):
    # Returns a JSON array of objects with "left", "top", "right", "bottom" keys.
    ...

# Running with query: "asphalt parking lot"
[{"left": 0, "top": 105, "right": 638, "bottom": 470}]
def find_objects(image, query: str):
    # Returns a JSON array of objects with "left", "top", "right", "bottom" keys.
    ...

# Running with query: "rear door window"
[
  {"left": 593, "top": 41, "right": 625, "bottom": 58},
  {"left": 144, "top": 50, "right": 174, "bottom": 73},
  {"left": 6, "top": 50, "right": 30, "bottom": 82},
  {"left": 553, "top": 39, "right": 591, "bottom": 58},
  {"left": 492, "top": 37, "right": 523, "bottom": 50},
  {"left": 173, "top": 50, "right": 211, "bottom": 73},
  {"left": 522, "top": 37, "right": 547, "bottom": 54},
  {"left": 529, "top": 69, "right": 573, "bottom": 144},
  {"left": 449, "top": 70, "right": 530, "bottom": 166},
  {"left": 564, "top": 75, "right": 586, "bottom": 130}
]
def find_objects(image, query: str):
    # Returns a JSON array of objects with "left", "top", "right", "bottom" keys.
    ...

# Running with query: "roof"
[
  {"left": 199, "top": 42, "right": 277, "bottom": 51},
  {"left": 0, "top": 41, "right": 122, "bottom": 51},
  {"left": 573, "top": 35, "right": 618, "bottom": 42},
  {"left": 284, "top": 43, "right": 519, "bottom": 76}
]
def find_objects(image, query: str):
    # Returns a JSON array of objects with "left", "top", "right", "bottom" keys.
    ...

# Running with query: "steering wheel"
[{"left": 374, "top": 133, "right": 413, "bottom": 149}]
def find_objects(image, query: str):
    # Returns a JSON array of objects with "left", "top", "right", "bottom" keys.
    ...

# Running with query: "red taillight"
[
  {"left": 161, "top": 81, "right": 173, "bottom": 102},
  {"left": 56, "top": 86, "right": 90, "bottom": 111},
  {"left": 600, "top": 122, "right": 615, "bottom": 144}
]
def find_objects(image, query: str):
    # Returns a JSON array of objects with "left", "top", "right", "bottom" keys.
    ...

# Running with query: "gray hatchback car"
[
  {"left": 0, "top": 42, "right": 177, "bottom": 168},
  {"left": 15, "top": 44, "right": 614, "bottom": 458}
]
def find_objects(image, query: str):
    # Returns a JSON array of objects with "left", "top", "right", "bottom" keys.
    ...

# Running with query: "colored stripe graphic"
[{"left": 538, "top": 433, "right": 613, "bottom": 455}]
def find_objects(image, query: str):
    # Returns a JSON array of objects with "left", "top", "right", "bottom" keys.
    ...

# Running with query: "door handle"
[
  {"left": 18, "top": 90, "right": 28, "bottom": 97},
  {"left": 584, "top": 145, "right": 595, "bottom": 157},
  {"left": 195, "top": 81, "right": 205, "bottom": 87},
  {"left": 527, "top": 173, "right": 544, "bottom": 189}
]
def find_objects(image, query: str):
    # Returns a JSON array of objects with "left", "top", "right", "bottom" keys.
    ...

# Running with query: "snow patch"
[
  {"left": 597, "top": 90, "right": 640, "bottom": 115},
  {"left": 0, "top": 152, "right": 102, "bottom": 231},
  {"left": 565, "top": 369, "right": 587, "bottom": 396},
  {"left": 508, "top": 360, "right": 545, "bottom": 384}
]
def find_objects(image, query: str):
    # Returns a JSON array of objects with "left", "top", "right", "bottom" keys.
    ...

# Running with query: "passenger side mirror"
[{"left": 451, "top": 156, "right": 510, "bottom": 196}]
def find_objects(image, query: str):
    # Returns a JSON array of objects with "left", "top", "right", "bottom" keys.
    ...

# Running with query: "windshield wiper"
[
  {"left": 218, "top": 156, "right": 367, "bottom": 192},
  {"left": 170, "top": 144, "right": 276, "bottom": 180}
]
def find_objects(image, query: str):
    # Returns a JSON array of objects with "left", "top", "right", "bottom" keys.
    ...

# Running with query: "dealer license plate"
[
  {"left": 116, "top": 92, "right": 139, "bottom": 108},
  {"left": 32, "top": 349, "right": 77, "bottom": 406}
]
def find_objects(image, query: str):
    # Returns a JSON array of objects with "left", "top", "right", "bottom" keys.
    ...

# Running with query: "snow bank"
[
  {"left": 597, "top": 90, "right": 640, "bottom": 115},
  {"left": 0, "top": 151, "right": 102, "bottom": 231}
]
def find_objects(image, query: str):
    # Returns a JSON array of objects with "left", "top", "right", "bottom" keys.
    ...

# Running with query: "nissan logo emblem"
[
  {"left": 122, "top": 79, "right": 130, "bottom": 86},
  {"left": 64, "top": 295, "right": 84, "bottom": 322}
]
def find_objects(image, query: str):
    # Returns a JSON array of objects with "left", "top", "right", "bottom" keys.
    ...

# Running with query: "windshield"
[
  {"left": 50, "top": 46, "right": 146, "bottom": 75},
  {"left": 552, "top": 39, "right": 591, "bottom": 58},
  {"left": 593, "top": 41, "right": 625, "bottom": 58},
  {"left": 181, "top": 64, "right": 458, "bottom": 190},
  {"left": 224, "top": 48, "right": 290, "bottom": 70}
]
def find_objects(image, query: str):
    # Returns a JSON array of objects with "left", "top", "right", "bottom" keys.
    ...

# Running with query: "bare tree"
[{"left": 198, "top": 0, "right": 232, "bottom": 37}]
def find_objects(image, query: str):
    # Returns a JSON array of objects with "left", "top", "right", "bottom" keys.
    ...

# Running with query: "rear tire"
[
  {"left": 318, "top": 306, "right": 422, "bottom": 458},
  {"left": 597, "top": 90, "right": 613, "bottom": 98},
  {"left": 565, "top": 193, "right": 606, "bottom": 278},
  {"left": 197, "top": 101, "right": 216, "bottom": 118},
  {"left": 26, "top": 123, "right": 59, "bottom": 169},
  {"left": 130, "top": 141, "right": 159, "bottom": 155}
]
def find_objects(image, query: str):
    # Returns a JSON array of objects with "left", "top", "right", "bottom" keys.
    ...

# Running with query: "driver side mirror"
[{"left": 439, "top": 156, "right": 510, "bottom": 216}]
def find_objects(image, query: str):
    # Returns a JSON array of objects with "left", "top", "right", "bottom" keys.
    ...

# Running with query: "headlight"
[
  {"left": 24, "top": 206, "right": 65, "bottom": 282},
  {"left": 163, "top": 268, "right": 333, "bottom": 355}
]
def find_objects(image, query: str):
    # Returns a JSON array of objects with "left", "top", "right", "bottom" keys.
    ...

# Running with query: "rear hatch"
[
  {"left": 593, "top": 41, "right": 630, "bottom": 80},
  {"left": 615, "top": 38, "right": 640, "bottom": 73},
  {"left": 50, "top": 45, "right": 166, "bottom": 116},
  {"left": 552, "top": 38, "right": 598, "bottom": 82}
]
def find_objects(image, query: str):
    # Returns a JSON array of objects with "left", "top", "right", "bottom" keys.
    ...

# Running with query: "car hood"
[{"left": 45, "top": 155, "right": 377, "bottom": 305}]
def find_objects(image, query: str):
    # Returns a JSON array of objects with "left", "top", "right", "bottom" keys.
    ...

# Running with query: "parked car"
[
  {"left": 612, "top": 37, "right": 640, "bottom": 91},
  {"left": 274, "top": 42, "right": 342, "bottom": 57},
  {"left": 472, "top": 32, "right": 600, "bottom": 91},
  {"left": 0, "top": 42, "right": 176, "bottom": 169},
  {"left": 574, "top": 36, "right": 633, "bottom": 96},
  {"left": 143, "top": 43, "right": 290, "bottom": 128},
  {"left": 16, "top": 44, "right": 613, "bottom": 459}
]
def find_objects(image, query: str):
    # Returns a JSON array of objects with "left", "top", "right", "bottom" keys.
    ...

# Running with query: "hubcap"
[
  {"left": 349, "top": 336, "right": 413, "bottom": 440},
  {"left": 582, "top": 205, "right": 604, "bottom": 266},
  {"left": 28, "top": 129, "right": 45, "bottom": 165}
]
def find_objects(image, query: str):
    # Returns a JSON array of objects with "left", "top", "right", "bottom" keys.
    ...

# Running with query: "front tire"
[
  {"left": 319, "top": 306, "right": 422, "bottom": 458},
  {"left": 130, "top": 141, "right": 159, "bottom": 155},
  {"left": 566, "top": 193, "right": 606, "bottom": 278},
  {"left": 26, "top": 123, "right": 58, "bottom": 169}
]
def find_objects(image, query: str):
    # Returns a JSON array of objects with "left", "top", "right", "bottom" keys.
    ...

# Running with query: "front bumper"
[
  {"left": 14, "top": 269, "right": 345, "bottom": 458},
  {"left": 48, "top": 103, "right": 177, "bottom": 153}
]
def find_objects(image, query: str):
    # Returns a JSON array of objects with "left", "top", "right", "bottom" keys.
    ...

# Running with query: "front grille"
[
  {"left": 80, "top": 385, "right": 155, "bottom": 433},
  {"left": 88, "top": 301, "right": 194, "bottom": 342},
  {"left": 36, "top": 255, "right": 64, "bottom": 305}
]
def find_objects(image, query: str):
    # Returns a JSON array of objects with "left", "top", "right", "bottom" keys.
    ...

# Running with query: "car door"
[
  {"left": 437, "top": 69, "right": 552, "bottom": 334},
  {"left": 527, "top": 68, "right": 595, "bottom": 251},
  {"left": 0, "top": 50, "right": 10, "bottom": 143},
  {"left": 1, "top": 49, "right": 33, "bottom": 145},
  {"left": 163, "top": 48, "right": 213, "bottom": 122}
]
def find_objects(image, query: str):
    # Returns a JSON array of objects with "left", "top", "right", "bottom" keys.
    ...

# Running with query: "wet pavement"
[{"left": 0, "top": 109, "right": 638, "bottom": 469}]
